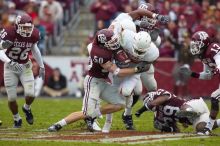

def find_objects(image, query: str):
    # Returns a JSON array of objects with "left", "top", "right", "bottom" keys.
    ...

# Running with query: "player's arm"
[
  {"left": 144, "top": 94, "right": 171, "bottom": 111},
  {"left": 179, "top": 64, "right": 213, "bottom": 80},
  {"left": 128, "top": 9, "right": 169, "bottom": 24},
  {"left": 101, "top": 61, "right": 149, "bottom": 77},
  {"left": 31, "top": 44, "right": 45, "bottom": 80},
  {"left": 0, "top": 49, "right": 11, "bottom": 63},
  {"left": 213, "top": 53, "right": 220, "bottom": 74}
]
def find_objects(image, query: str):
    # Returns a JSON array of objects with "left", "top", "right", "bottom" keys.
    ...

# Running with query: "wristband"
[{"left": 113, "top": 67, "right": 120, "bottom": 75}]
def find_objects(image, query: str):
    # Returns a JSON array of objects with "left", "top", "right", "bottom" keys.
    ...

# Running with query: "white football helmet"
[{"left": 132, "top": 31, "right": 151, "bottom": 60}]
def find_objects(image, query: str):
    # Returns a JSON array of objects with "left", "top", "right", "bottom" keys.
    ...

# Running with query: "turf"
[{"left": 0, "top": 97, "right": 219, "bottom": 146}]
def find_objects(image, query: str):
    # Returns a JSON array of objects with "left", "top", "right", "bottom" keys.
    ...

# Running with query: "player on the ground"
[
  {"left": 0, "top": 14, "right": 45, "bottom": 128},
  {"left": 47, "top": 29, "right": 149, "bottom": 132},
  {"left": 140, "top": 89, "right": 220, "bottom": 134},
  {"left": 179, "top": 31, "right": 220, "bottom": 135}
]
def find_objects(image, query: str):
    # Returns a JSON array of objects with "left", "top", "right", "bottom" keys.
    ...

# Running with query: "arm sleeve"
[
  {"left": 31, "top": 44, "right": 44, "bottom": 68},
  {"left": 0, "top": 50, "right": 11, "bottom": 63},
  {"left": 214, "top": 53, "right": 220, "bottom": 70}
]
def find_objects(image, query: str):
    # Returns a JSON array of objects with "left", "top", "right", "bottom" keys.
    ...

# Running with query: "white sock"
[
  {"left": 23, "top": 103, "right": 31, "bottom": 110},
  {"left": 13, "top": 113, "right": 21, "bottom": 121},
  {"left": 206, "top": 118, "right": 215, "bottom": 130},
  {"left": 216, "top": 119, "right": 220, "bottom": 127},
  {"left": 105, "top": 114, "right": 113, "bottom": 123},
  {"left": 57, "top": 119, "right": 67, "bottom": 127},
  {"left": 124, "top": 107, "right": 132, "bottom": 116}
]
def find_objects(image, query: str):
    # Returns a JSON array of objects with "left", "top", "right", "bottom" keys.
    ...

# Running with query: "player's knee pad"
[
  {"left": 120, "top": 87, "right": 133, "bottom": 97},
  {"left": 211, "top": 97, "right": 219, "bottom": 111},
  {"left": 23, "top": 81, "right": 35, "bottom": 97},
  {"left": 6, "top": 86, "right": 17, "bottom": 102},
  {"left": 85, "top": 98, "right": 98, "bottom": 118}
]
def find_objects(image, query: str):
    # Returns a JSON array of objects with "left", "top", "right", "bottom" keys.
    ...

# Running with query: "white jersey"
[
  {"left": 120, "top": 29, "right": 159, "bottom": 63},
  {"left": 110, "top": 13, "right": 136, "bottom": 35}
]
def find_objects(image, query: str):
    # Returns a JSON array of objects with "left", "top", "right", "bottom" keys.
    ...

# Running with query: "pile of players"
[
  {"left": 47, "top": 2, "right": 220, "bottom": 135},
  {"left": 0, "top": 2, "right": 220, "bottom": 136}
]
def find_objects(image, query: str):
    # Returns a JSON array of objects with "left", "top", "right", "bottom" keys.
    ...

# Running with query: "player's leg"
[
  {"left": 4, "top": 64, "right": 22, "bottom": 128},
  {"left": 119, "top": 75, "right": 140, "bottom": 130},
  {"left": 48, "top": 76, "right": 104, "bottom": 132},
  {"left": 102, "top": 113, "right": 113, "bottom": 133},
  {"left": 135, "top": 65, "right": 157, "bottom": 117},
  {"left": 20, "top": 61, "right": 35, "bottom": 125},
  {"left": 205, "top": 88, "right": 220, "bottom": 132}
]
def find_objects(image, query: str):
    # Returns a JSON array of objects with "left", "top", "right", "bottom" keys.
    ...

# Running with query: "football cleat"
[
  {"left": 14, "top": 119, "right": 22, "bottom": 128},
  {"left": 93, "top": 120, "right": 101, "bottom": 131},
  {"left": 122, "top": 114, "right": 135, "bottom": 130},
  {"left": 197, "top": 127, "right": 211, "bottom": 135},
  {"left": 48, "top": 123, "right": 62, "bottom": 132},
  {"left": 84, "top": 117, "right": 95, "bottom": 132},
  {"left": 102, "top": 121, "right": 112, "bottom": 133},
  {"left": 22, "top": 106, "right": 34, "bottom": 125},
  {"left": 0, "top": 120, "right": 2, "bottom": 126}
]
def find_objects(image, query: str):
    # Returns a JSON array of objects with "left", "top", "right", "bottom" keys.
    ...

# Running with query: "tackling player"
[
  {"left": 0, "top": 14, "right": 45, "bottom": 128},
  {"left": 48, "top": 29, "right": 149, "bottom": 132}
]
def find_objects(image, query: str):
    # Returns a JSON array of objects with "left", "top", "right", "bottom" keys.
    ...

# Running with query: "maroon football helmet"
[
  {"left": 95, "top": 29, "right": 120, "bottom": 50},
  {"left": 190, "top": 31, "right": 210, "bottom": 55},
  {"left": 138, "top": 3, "right": 157, "bottom": 31},
  {"left": 15, "top": 14, "right": 34, "bottom": 37}
]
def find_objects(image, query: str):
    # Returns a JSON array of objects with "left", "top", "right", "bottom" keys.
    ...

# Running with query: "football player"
[
  {"left": 104, "top": 3, "right": 168, "bottom": 131},
  {"left": 179, "top": 31, "right": 220, "bottom": 135},
  {"left": 0, "top": 14, "right": 45, "bottom": 128},
  {"left": 47, "top": 29, "right": 149, "bottom": 132},
  {"left": 142, "top": 89, "right": 220, "bottom": 134}
]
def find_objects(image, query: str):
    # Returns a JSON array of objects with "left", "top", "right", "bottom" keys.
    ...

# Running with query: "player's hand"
[
  {"left": 1, "top": 40, "right": 13, "bottom": 50},
  {"left": 135, "top": 62, "right": 150, "bottom": 73},
  {"left": 156, "top": 14, "right": 170, "bottom": 24},
  {"left": 8, "top": 60, "right": 23, "bottom": 72},
  {"left": 179, "top": 64, "right": 192, "bottom": 77},
  {"left": 39, "top": 67, "right": 45, "bottom": 80}
]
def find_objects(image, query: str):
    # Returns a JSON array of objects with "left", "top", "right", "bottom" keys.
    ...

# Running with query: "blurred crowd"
[
  {"left": 0, "top": 0, "right": 83, "bottom": 55},
  {"left": 89, "top": 0, "right": 220, "bottom": 58}
]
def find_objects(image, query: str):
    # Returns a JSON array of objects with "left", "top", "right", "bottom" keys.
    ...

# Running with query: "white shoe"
[
  {"left": 93, "top": 120, "right": 101, "bottom": 131},
  {"left": 102, "top": 122, "right": 112, "bottom": 133}
]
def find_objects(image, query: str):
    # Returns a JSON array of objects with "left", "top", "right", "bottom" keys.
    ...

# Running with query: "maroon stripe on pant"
[{"left": 83, "top": 76, "right": 93, "bottom": 115}]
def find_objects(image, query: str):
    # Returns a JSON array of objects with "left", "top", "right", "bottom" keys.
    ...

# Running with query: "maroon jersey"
[
  {"left": 153, "top": 89, "right": 186, "bottom": 124},
  {"left": 0, "top": 26, "right": 40, "bottom": 64},
  {"left": 199, "top": 43, "right": 220, "bottom": 70},
  {"left": 88, "top": 42, "right": 113, "bottom": 79}
]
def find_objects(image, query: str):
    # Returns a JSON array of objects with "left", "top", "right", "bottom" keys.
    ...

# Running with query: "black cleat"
[
  {"left": 22, "top": 106, "right": 34, "bottom": 125},
  {"left": 122, "top": 114, "right": 135, "bottom": 130},
  {"left": 84, "top": 117, "right": 95, "bottom": 132},
  {"left": 0, "top": 120, "right": 2, "bottom": 126},
  {"left": 48, "top": 123, "right": 62, "bottom": 132},
  {"left": 14, "top": 119, "right": 22, "bottom": 128},
  {"left": 135, "top": 106, "right": 147, "bottom": 117}
]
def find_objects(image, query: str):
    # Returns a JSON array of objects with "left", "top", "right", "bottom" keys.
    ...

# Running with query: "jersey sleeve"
[{"left": 0, "top": 27, "right": 14, "bottom": 41}]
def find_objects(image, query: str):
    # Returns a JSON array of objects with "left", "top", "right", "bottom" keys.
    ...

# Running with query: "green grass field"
[{"left": 0, "top": 97, "right": 220, "bottom": 146}]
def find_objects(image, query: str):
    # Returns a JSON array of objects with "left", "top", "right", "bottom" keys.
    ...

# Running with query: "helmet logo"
[
  {"left": 16, "top": 15, "right": 21, "bottom": 24},
  {"left": 198, "top": 31, "right": 208, "bottom": 40},
  {"left": 98, "top": 34, "right": 107, "bottom": 44}
]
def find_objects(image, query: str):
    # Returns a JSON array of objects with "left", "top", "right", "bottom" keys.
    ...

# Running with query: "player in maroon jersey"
[
  {"left": 0, "top": 14, "right": 45, "bottom": 128},
  {"left": 179, "top": 31, "right": 220, "bottom": 134},
  {"left": 139, "top": 89, "right": 220, "bottom": 134},
  {"left": 48, "top": 29, "right": 149, "bottom": 132}
]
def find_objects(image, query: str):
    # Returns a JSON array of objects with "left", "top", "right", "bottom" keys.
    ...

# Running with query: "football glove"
[
  {"left": 155, "top": 14, "right": 170, "bottom": 24},
  {"left": 179, "top": 65, "right": 192, "bottom": 77},
  {"left": 39, "top": 67, "right": 45, "bottom": 80},
  {"left": 8, "top": 60, "right": 23, "bottom": 73},
  {"left": 1, "top": 40, "right": 13, "bottom": 50},
  {"left": 134, "top": 62, "right": 150, "bottom": 73}
]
